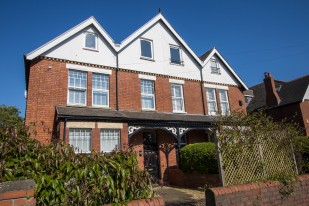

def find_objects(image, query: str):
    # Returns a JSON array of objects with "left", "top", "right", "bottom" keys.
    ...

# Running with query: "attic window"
[
  {"left": 140, "top": 39, "right": 153, "bottom": 59},
  {"left": 170, "top": 46, "right": 183, "bottom": 65},
  {"left": 84, "top": 32, "right": 97, "bottom": 50},
  {"left": 210, "top": 58, "right": 220, "bottom": 74}
]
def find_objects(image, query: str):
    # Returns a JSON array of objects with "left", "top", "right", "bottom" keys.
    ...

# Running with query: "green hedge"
[
  {"left": 180, "top": 142, "right": 218, "bottom": 174},
  {"left": 0, "top": 125, "right": 153, "bottom": 205},
  {"left": 294, "top": 136, "right": 309, "bottom": 173}
]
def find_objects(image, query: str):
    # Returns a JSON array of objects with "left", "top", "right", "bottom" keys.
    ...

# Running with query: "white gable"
[
  {"left": 201, "top": 48, "right": 248, "bottom": 89},
  {"left": 118, "top": 21, "right": 201, "bottom": 80},
  {"left": 42, "top": 26, "right": 116, "bottom": 68}
]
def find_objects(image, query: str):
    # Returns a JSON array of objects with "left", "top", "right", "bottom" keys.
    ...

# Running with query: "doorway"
[{"left": 143, "top": 131, "right": 159, "bottom": 182}]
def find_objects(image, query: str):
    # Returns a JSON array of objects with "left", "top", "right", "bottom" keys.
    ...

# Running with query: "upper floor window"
[
  {"left": 219, "top": 90, "right": 230, "bottom": 115},
  {"left": 171, "top": 84, "right": 185, "bottom": 112},
  {"left": 210, "top": 58, "right": 220, "bottom": 74},
  {"left": 140, "top": 39, "right": 153, "bottom": 59},
  {"left": 92, "top": 73, "right": 109, "bottom": 107},
  {"left": 100, "top": 129, "right": 120, "bottom": 153},
  {"left": 170, "top": 46, "right": 182, "bottom": 65},
  {"left": 141, "top": 79, "right": 155, "bottom": 110},
  {"left": 69, "top": 128, "right": 91, "bottom": 153},
  {"left": 206, "top": 88, "right": 218, "bottom": 115},
  {"left": 68, "top": 70, "right": 87, "bottom": 105},
  {"left": 84, "top": 32, "right": 97, "bottom": 50}
]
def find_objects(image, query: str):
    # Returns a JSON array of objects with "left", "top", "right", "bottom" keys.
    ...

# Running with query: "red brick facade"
[{"left": 25, "top": 57, "right": 247, "bottom": 182}]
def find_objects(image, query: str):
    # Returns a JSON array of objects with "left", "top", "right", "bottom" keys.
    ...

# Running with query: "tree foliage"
[
  {"left": 0, "top": 123, "right": 154, "bottom": 205},
  {"left": 0, "top": 105, "right": 23, "bottom": 127}
]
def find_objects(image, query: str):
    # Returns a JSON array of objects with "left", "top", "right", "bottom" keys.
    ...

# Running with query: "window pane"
[
  {"left": 206, "top": 88, "right": 215, "bottom": 101},
  {"left": 100, "top": 129, "right": 120, "bottom": 152},
  {"left": 173, "top": 99, "right": 183, "bottom": 111},
  {"left": 93, "top": 74, "right": 109, "bottom": 90},
  {"left": 141, "top": 40, "right": 152, "bottom": 58},
  {"left": 208, "top": 102, "right": 217, "bottom": 113},
  {"left": 211, "top": 61, "right": 217, "bottom": 68},
  {"left": 69, "top": 70, "right": 87, "bottom": 89},
  {"left": 85, "top": 33, "right": 96, "bottom": 49},
  {"left": 141, "top": 80, "right": 154, "bottom": 94},
  {"left": 142, "top": 96, "right": 154, "bottom": 109},
  {"left": 69, "top": 89, "right": 86, "bottom": 104},
  {"left": 170, "top": 47, "right": 181, "bottom": 64},
  {"left": 93, "top": 92, "right": 108, "bottom": 106},
  {"left": 69, "top": 129, "right": 91, "bottom": 153}
]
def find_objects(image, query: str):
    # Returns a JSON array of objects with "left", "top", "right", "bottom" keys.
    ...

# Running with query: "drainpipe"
[
  {"left": 63, "top": 118, "right": 67, "bottom": 143},
  {"left": 199, "top": 68, "right": 206, "bottom": 115},
  {"left": 116, "top": 52, "right": 119, "bottom": 111}
]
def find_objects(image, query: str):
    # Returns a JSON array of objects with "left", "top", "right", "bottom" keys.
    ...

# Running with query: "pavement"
[{"left": 153, "top": 186, "right": 205, "bottom": 206}]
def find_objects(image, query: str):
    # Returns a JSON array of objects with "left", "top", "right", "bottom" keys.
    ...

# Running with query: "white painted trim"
[
  {"left": 118, "top": 13, "right": 202, "bottom": 66},
  {"left": 204, "top": 83, "right": 229, "bottom": 90},
  {"left": 26, "top": 16, "right": 116, "bottom": 60},
  {"left": 202, "top": 48, "right": 248, "bottom": 90},
  {"left": 66, "top": 63, "right": 112, "bottom": 75},
  {"left": 302, "top": 85, "right": 309, "bottom": 101},
  {"left": 138, "top": 74, "right": 156, "bottom": 81},
  {"left": 169, "top": 79, "right": 184, "bottom": 84}
]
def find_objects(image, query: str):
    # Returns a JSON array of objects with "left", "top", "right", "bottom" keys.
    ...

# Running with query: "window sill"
[
  {"left": 142, "top": 109, "right": 156, "bottom": 112},
  {"left": 67, "top": 103, "right": 87, "bottom": 107},
  {"left": 173, "top": 111, "right": 187, "bottom": 114},
  {"left": 170, "top": 62, "right": 184, "bottom": 66},
  {"left": 83, "top": 47, "right": 99, "bottom": 52},
  {"left": 92, "top": 105, "right": 110, "bottom": 109},
  {"left": 140, "top": 56, "right": 155, "bottom": 61}
]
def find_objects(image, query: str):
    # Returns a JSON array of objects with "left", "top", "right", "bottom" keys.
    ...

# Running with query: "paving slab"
[{"left": 154, "top": 186, "right": 205, "bottom": 206}]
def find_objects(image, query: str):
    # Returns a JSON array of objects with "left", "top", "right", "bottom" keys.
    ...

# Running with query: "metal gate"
[{"left": 143, "top": 132, "right": 159, "bottom": 182}]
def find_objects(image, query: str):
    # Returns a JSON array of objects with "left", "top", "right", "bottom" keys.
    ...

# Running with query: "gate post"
[{"left": 214, "top": 129, "right": 225, "bottom": 186}]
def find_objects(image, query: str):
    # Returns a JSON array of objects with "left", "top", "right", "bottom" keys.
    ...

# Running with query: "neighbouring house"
[
  {"left": 24, "top": 13, "right": 249, "bottom": 183},
  {"left": 248, "top": 72, "right": 309, "bottom": 136}
]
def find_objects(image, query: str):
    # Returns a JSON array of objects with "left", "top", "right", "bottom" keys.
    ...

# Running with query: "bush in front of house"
[
  {"left": 294, "top": 136, "right": 309, "bottom": 173},
  {"left": 180, "top": 142, "right": 218, "bottom": 174},
  {"left": 0, "top": 123, "right": 154, "bottom": 205}
]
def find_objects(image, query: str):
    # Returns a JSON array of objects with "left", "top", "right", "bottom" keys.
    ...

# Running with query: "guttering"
[
  {"left": 116, "top": 51, "right": 119, "bottom": 111},
  {"left": 199, "top": 68, "right": 206, "bottom": 115}
]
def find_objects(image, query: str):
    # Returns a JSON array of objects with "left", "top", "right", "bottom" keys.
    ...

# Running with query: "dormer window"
[
  {"left": 210, "top": 58, "right": 220, "bottom": 74},
  {"left": 84, "top": 32, "right": 97, "bottom": 50},
  {"left": 140, "top": 39, "right": 153, "bottom": 60},
  {"left": 170, "top": 45, "right": 182, "bottom": 65}
]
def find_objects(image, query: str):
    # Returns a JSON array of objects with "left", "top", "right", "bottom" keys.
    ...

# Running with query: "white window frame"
[
  {"left": 84, "top": 32, "right": 98, "bottom": 51},
  {"left": 141, "top": 79, "right": 156, "bottom": 110},
  {"left": 206, "top": 88, "right": 218, "bottom": 115},
  {"left": 92, "top": 73, "right": 109, "bottom": 108},
  {"left": 100, "top": 129, "right": 120, "bottom": 153},
  {"left": 210, "top": 57, "right": 221, "bottom": 74},
  {"left": 67, "top": 70, "right": 87, "bottom": 106},
  {"left": 171, "top": 84, "right": 185, "bottom": 113},
  {"left": 69, "top": 128, "right": 92, "bottom": 154},
  {"left": 169, "top": 45, "right": 183, "bottom": 65},
  {"left": 219, "top": 89, "right": 230, "bottom": 115},
  {"left": 140, "top": 38, "right": 154, "bottom": 60}
]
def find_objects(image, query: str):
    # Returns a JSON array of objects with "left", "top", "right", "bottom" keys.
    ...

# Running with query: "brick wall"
[
  {"left": 228, "top": 86, "right": 247, "bottom": 114},
  {"left": 169, "top": 168, "right": 221, "bottom": 188},
  {"left": 130, "top": 131, "right": 144, "bottom": 170},
  {"left": 206, "top": 174, "right": 309, "bottom": 206},
  {"left": 186, "top": 130, "right": 209, "bottom": 144},
  {"left": 0, "top": 180, "right": 36, "bottom": 206},
  {"left": 300, "top": 100, "right": 309, "bottom": 136},
  {"left": 184, "top": 81, "right": 204, "bottom": 114}
]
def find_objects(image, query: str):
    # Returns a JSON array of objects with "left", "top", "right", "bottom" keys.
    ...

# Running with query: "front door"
[{"left": 143, "top": 131, "right": 159, "bottom": 182}]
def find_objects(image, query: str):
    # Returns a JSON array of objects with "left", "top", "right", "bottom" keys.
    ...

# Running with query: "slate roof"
[
  {"left": 199, "top": 48, "right": 214, "bottom": 61},
  {"left": 247, "top": 75, "right": 309, "bottom": 112},
  {"left": 56, "top": 106, "right": 217, "bottom": 126}
]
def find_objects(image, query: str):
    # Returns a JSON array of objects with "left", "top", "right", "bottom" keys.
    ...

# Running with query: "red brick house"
[
  {"left": 248, "top": 73, "right": 309, "bottom": 136},
  {"left": 24, "top": 13, "right": 248, "bottom": 182}
]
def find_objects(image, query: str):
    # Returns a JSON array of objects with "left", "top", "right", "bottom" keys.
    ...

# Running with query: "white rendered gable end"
[
  {"left": 26, "top": 16, "right": 116, "bottom": 60},
  {"left": 202, "top": 48, "right": 248, "bottom": 90}
]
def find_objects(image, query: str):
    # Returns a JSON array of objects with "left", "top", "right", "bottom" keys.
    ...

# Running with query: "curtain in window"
[
  {"left": 100, "top": 129, "right": 120, "bottom": 152},
  {"left": 69, "top": 128, "right": 91, "bottom": 153}
]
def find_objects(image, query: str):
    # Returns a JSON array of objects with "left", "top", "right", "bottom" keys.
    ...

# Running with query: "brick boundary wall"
[
  {"left": 206, "top": 174, "right": 309, "bottom": 206},
  {"left": 0, "top": 179, "right": 36, "bottom": 206},
  {"left": 169, "top": 168, "right": 221, "bottom": 188}
]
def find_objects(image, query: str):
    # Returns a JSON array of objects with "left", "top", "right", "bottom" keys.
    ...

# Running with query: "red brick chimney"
[{"left": 264, "top": 72, "right": 280, "bottom": 107}]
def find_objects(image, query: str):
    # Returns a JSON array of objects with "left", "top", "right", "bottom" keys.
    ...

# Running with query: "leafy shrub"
[
  {"left": 294, "top": 136, "right": 309, "bottom": 173},
  {"left": 0, "top": 124, "right": 154, "bottom": 205},
  {"left": 180, "top": 142, "right": 218, "bottom": 174}
]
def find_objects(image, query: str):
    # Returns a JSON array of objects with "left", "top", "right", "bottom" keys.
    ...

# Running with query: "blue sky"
[{"left": 0, "top": 0, "right": 308, "bottom": 117}]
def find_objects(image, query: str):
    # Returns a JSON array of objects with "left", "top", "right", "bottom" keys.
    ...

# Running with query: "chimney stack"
[{"left": 263, "top": 72, "right": 280, "bottom": 107}]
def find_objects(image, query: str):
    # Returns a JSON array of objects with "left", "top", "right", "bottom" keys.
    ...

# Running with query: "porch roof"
[{"left": 56, "top": 106, "right": 217, "bottom": 126}]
